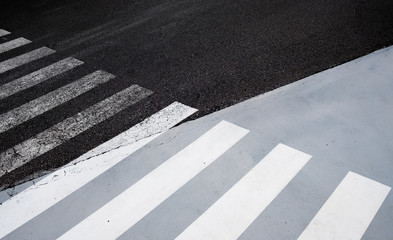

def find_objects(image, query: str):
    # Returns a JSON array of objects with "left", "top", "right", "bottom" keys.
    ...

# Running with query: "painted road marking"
[
  {"left": 0, "top": 70, "right": 115, "bottom": 133},
  {"left": 0, "top": 85, "right": 152, "bottom": 177},
  {"left": 176, "top": 143, "right": 311, "bottom": 240},
  {"left": 0, "top": 37, "right": 31, "bottom": 54},
  {"left": 0, "top": 57, "right": 84, "bottom": 100},
  {"left": 0, "top": 102, "right": 196, "bottom": 239},
  {"left": 58, "top": 121, "right": 249, "bottom": 240},
  {"left": 298, "top": 171, "right": 391, "bottom": 240},
  {"left": 74, "top": 101, "right": 197, "bottom": 163},
  {"left": 0, "top": 29, "right": 10, "bottom": 37},
  {"left": 0, "top": 47, "right": 55, "bottom": 74}
]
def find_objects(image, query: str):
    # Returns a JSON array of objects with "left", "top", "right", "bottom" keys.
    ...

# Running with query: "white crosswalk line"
[
  {"left": 176, "top": 143, "right": 311, "bottom": 240},
  {"left": 298, "top": 171, "right": 391, "bottom": 240},
  {"left": 0, "top": 57, "right": 83, "bottom": 100},
  {"left": 0, "top": 47, "right": 55, "bottom": 74},
  {"left": 0, "top": 29, "right": 10, "bottom": 37},
  {"left": 0, "top": 102, "right": 196, "bottom": 239},
  {"left": 0, "top": 85, "right": 152, "bottom": 177},
  {"left": 58, "top": 121, "right": 249, "bottom": 240},
  {"left": 73, "top": 101, "right": 197, "bottom": 163},
  {"left": 0, "top": 70, "right": 114, "bottom": 133},
  {"left": 0, "top": 37, "right": 31, "bottom": 54}
]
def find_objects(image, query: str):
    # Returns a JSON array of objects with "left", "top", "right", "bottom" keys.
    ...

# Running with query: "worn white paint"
[
  {"left": 298, "top": 171, "right": 391, "bottom": 240},
  {"left": 0, "top": 47, "right": 55, "bottom": 74},
  {"left": 0, "top": 29, "right": 10, "bottom": 37},
  {"left": 0, "top": 70, "right": 114, "bottom": 133},
  {"left": 0, "top": 85, "right": 152, "bottom": 177},
  {"left": 58, "top": 121, "right": 249, "bottom": 240},
  {"left": 0, "top": 57, "right": 84, "bottom": 100},
  {"left": 0, "top": 37, "right": 31, "bottom": 54},
  {"left": 0, "top": 102, "right": 196, "bottom": 239},
  {"left": 176, "top": 143, "right": 311, "bottom": 240},
  {"left": 70, "top": 101, "right": 197, "bottom": 164}
]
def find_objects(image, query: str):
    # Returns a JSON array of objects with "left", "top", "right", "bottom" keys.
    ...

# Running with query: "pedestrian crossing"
[
  {"left": 0, "top": 70, "right": 115, "bottom": 134},
  {"left": 0, "top": 37, "right": 31, "bottom": 54},
  {"left": 0, "top": 29, "right": 193, "bottom": 180},
  {"left": 58, "top": 121, "right": 248, "bottom": 240},
  {"left": 1, "top": 120, "right": 390, "bottom": 239},
  {"left": 176, "top": 144, "right": 311, "bottom": 240},
  {"left": 0, "top": 57, "right": 83, "bottom": 100},
  {"left": 0, "top": 84, "right": 152, "bottom": 177},
  {"left": 0, "top": 29, "right": 391, "bottom": 240},
  {"left": 0, "top": 102, "right": 197, "bottom": 239},
  {"left": 0, "top": 28, "right": 198, "bottom": 236},
  {"left": 0, "top": 46, "right": 56, "bottom": 74}
]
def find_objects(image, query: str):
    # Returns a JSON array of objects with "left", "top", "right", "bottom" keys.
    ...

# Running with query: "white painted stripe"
[
  {"left": 70, "top": 102, "right": 197, "bottom": 164},
  {"left": 176, "top": 143, "right": 311, "bottom": 240},
  {"left": 0, "top": 57, "right": 83, "bottom": 99},
  {"left": 0, "top": 37, "right": 31, "bottom": 54},
  {"left": 0, "top": 29, "right": 10, "bottom": 37},
  {"left": 0, "top": 70, "right": 114, "bottom": 133},
  {"left": 0, "top": 47, "right": 55, "bottom": 74},
  {"left": 0, "top": 102, "right": 196, "bottom": 239},
  {"left": 58, "top": 121, "right": 249, "bottom": 240},
  {"left": 0, "top": 85, "right": 152, "bottom": 177},
  {"left": 298, "top": 171, "right": 391, "bottom": 240}
]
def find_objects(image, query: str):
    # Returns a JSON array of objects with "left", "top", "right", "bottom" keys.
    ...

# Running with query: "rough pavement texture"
[{"left": 0, "top": 0, "right": 392, "bottom": 187}]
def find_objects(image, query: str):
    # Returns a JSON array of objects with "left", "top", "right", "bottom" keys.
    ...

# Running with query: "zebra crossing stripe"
[
  {"left": 0, "top": 70, "right": 115, "bottom": 133},
  {"left": 0, "top": 47, "right": 55, "bottom": 74},
  {"left": 0, "top": 102, "right": 196, "bottom": 239},
  {"left": 74, "top": 101, "right": 197, "bottom": 163},
  {"left": 176, "top": 143, "right": 311, "bottom": 240},
  {"left": 0, "top": 85, "right": 152, "bottom": 177},
  {"left": 0, "top": 37, "right": 31, "bottom": 54},
  {"left": 298, "top": 171, "right": 391, "bottom": 240},
  {"left": 58, "top": 121, "right": 249, "bottom": 240},
  {"left": 0, "top": 29, "right": 10, "bottom": 37},
  {"left": 0, "top": 57, "right": 84, "bottom": 100}
]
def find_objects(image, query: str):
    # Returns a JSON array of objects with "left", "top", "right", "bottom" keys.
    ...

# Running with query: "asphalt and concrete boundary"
[{"left": 1, "top": 46, "right": 392, "bottom": 239}]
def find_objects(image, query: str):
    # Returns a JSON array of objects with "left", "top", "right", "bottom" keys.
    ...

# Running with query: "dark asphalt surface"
[{"left": 1, "top": 0, "right": 393, "bottom": 189}]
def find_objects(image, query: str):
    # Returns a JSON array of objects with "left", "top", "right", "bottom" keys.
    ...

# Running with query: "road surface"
[{"left": 1, "top": 0, "right": 392, "bottom": 190}]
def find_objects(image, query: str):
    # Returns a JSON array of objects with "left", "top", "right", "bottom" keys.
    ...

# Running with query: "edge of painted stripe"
[
  {"left": 0, "top": 57, "right": 84, "bottom": 100},
  {"left": 0, "top": 47, "right": 56, "bottom": 74},
  {"left": 0, "top": 70, "right": 115, "bottom": 133},
  {"left": 0, "top": 102, "right": 196, "bottom": 239},
  {"left": 298, "top": 171, "right": 391, "bottom": 240},
  {"left": 0, "top": 84, "right": 152, "bottom": 177},
  {"left": 176, "top": 143, "right": 311, "bottom": 240},
  {"left": 0, "top": 29, "right": 10, "bottom": 37},
  {"left": 0, "top": 37, "right": 32, "bottom": 54},
  {"left": 58, "top": 121, "right": 249, "bottom": 240}
]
